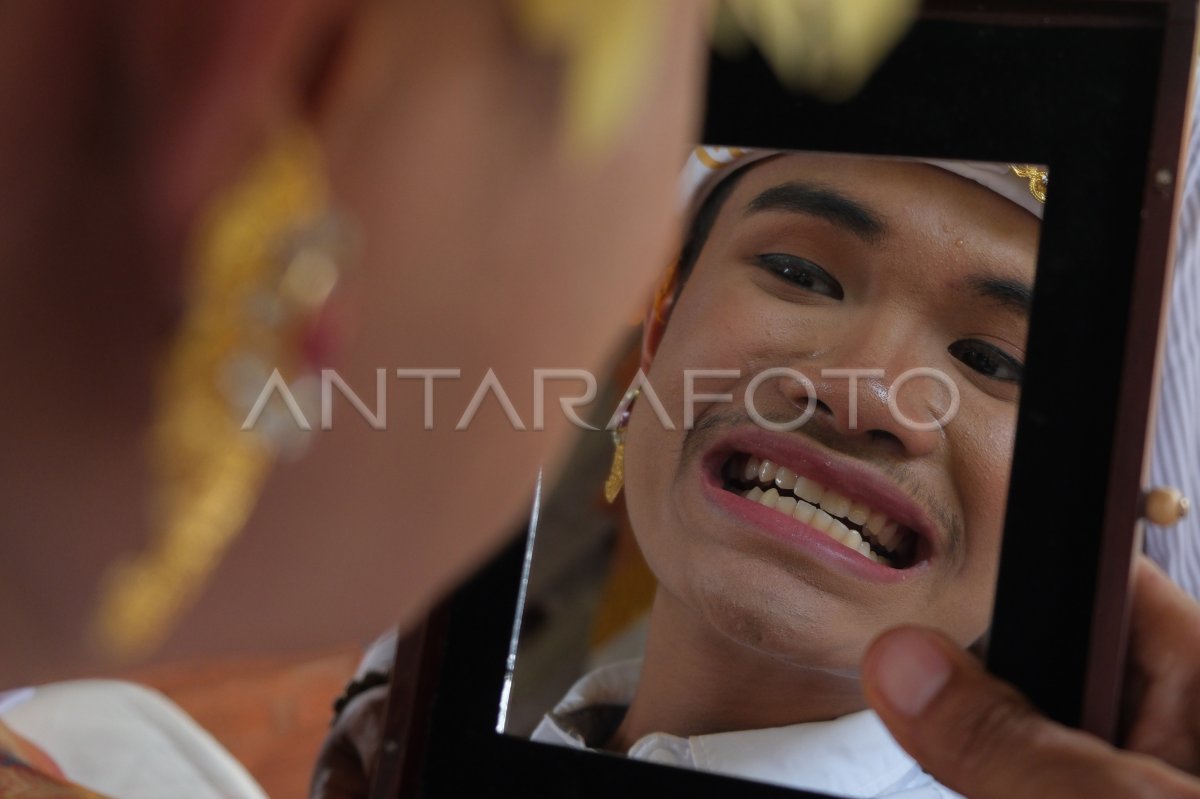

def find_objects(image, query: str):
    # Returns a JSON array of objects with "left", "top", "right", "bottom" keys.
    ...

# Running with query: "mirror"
[
  {"left": 498, "top": 146, "right": 1045, "bottom": 796},
  {"left": 387, "top": 8, "right": 1197, "bottom": 799}
]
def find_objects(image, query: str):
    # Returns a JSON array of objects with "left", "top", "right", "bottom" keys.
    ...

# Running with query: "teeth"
[
  {"left": 877, "top": 520, "right": 900, "bottom": 550},
  {"left": 847, "top": 501, "right": 871, "bottom": 526},
  {"left": 774, "top": 466, "right": 797, "bottom": 492},
  {"left": 829, "top": 517, "right": 852, "bottom": 542},
  {"left": 744, "top": 456, "right": 762, "bottom": 482},
  {"left": 733, "top": 454, "right": 910, "bottom": 567},
  {"left": 821, "top": 490, "right": 851, "bottom": 520},
  {"left": 810, "top": 508, "right": 834, "bottom": 532},
  {"left": 865, "top": 510, "right": 889, "bottom": 535},
  {"left": 794, "top": 476, "right": 825, "bottom": 505}
]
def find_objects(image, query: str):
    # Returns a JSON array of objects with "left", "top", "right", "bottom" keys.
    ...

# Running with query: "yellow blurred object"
[
  {"left": 714, "top": 0, "right": 919, "bottom": 98},
  {"left": 1144, "top": 486, "right": 1191, "bottom": 527},
  {"left": 91, "top": 126, "right": 351, "bottom": 660},
  {"left": 511, "top": 0, "right": 918, "bottom": 158},
  {"left": 511, "top": 0, "right": 670, "bottom": 158}
]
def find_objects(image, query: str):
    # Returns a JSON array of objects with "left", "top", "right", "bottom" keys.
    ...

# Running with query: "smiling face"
[{"left": 623, "top": 152, "right": 1040, "bottom": 672}]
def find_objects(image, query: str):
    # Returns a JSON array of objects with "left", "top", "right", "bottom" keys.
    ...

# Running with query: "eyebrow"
[
  {"left": 745, "top": 181, "right": 887, "bottom": 243},
  {"left": 967, "top": 274, "right": 1034, "bottom": 317}
]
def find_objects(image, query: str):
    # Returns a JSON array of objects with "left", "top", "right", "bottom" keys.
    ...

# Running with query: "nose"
[{"left": 770, "top": 337, "right": 957, "bottom": 458}]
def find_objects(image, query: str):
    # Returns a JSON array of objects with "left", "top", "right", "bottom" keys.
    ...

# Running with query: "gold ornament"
[
  {"left": 511, "top": 0, "right": 670, "bottom": 157},
  {"left": 509, "top": 1, "right": 921, "bottom": 155},
  {"left": 712, "top": 0, "right": 920, "bottom": 99},
  {"left": 1011, "top": 164, "right": 1049, "bottom": 203},
  {"left": 91, "top": 125, "right": 352, "bottom": 660},
  {"left": 605, "top": 432, "right": 627, "bottom": 504},
  {"left": 1144, "top": 486, "right": 1191, "bottom": 527},
  {"left": 605, "top": 387, "right": 640, "bottom": 503}
]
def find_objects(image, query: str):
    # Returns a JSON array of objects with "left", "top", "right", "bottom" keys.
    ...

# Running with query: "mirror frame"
[{"left": 373, "top": 3, "right": 1198, "bottom": 796}]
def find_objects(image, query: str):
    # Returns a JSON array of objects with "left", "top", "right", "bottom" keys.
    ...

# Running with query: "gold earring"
[
  {"left": 605, "top": 387, "right": 640, "bottom": 503},
  {"left": 91, "top": 124, "right": 356, "bottom": 660}
]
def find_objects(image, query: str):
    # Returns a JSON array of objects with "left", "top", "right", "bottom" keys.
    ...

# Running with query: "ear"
[
  {"left": 139, "top": 0, "right": 357, "bottom": 249},
  {"left": 640, "top": 263, "right": 680, "bottom": 372}
]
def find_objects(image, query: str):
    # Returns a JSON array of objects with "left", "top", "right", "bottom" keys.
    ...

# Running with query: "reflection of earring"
[
  {"left": 605, "top": 387, "right": 640, "bottom": 503},
  {"left": 91, "top": 124, "right": 356, "bottom": 660}
]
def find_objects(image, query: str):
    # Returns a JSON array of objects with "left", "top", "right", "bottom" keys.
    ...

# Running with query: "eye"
[
  {"left": 948, "top": 339, "right": 1023, "bottom": 383},
  {"left": 756, "top": 253, "right": 844, "bottom": 300}
]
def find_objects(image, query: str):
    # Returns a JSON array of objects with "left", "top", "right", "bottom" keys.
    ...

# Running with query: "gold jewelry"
[
  {"left": 605, "top": 387, "right": 640, "bottom": 503},
  {"left": 91, "top": 125, "right": 354, "bottom": 660},
  {"left": 510, "top": 0, "right": 671, "bottom": 157},
  {"left": 605, "top": 431, "right": 626, "bottom": 504},
  {"left": 1011, "top": 164, "right": 1049, "bottom": 203},
  {"left": 712, "top": 0, "right": 919, "bottom": 99}
]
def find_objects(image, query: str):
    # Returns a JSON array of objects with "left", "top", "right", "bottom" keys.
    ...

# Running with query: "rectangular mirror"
[
  {"left": 374, "top": 3, "right": 1197, "bottom": 797},
  {"left": 497, "top": 147, "right": 1045, "bottom": 798}
]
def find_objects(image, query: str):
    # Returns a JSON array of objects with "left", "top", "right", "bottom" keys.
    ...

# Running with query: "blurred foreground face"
[
  {"left": 0, "top": 0, "right": 702, "bottom": 682},
  {"left": 625, "top": 153, "right": 1038, "bottom": 674}
]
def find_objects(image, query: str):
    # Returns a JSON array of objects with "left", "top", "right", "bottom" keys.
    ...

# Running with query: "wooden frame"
[{"left": 374, "top": 2, "right": 1198, "bottom": 796}]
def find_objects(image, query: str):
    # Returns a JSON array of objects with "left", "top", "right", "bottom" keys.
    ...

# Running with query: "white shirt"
[
  {"left": 531, "top": 660, "right": 963, "bottom": 798},
  {"left": 1147, "top": 61, "right": 1200, "bottom": 598}
]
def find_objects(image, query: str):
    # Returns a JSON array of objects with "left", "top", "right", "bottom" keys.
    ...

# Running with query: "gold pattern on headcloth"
[{"left": 1010, "top": 164, "right": 1048, "bottom": 203}]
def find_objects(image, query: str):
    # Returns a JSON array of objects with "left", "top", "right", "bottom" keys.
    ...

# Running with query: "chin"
[{"left": 683, "top": 567, "right": 884, "bottom": 670}]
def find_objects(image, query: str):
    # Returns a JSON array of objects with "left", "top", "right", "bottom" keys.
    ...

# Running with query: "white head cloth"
[{"left": 678, "top": 146, "right": 1047, "bottom": 220}]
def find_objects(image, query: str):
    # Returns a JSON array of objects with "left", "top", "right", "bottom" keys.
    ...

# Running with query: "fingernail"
[{"left": 872, "top": 630, "right": 953, "bottom": 717}]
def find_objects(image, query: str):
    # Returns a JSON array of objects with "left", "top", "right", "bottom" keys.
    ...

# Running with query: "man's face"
[{"left": 623, "top": 152, "right": 1039, "bottom": 671}]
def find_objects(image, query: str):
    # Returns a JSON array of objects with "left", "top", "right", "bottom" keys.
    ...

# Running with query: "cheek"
[
  {"left": 943, "top": 408, "right": 1018, "bottom": 634},
  {"left": 961, "top": 411, "right": 1018, "bottom": 529}
]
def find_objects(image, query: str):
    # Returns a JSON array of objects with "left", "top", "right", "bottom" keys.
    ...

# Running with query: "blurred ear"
[
  {"left": 640, "top": 265, "right": 680, "bottom": 372},
  {"left": 134, "top": 0, "right": 358, "bottom": 251}
]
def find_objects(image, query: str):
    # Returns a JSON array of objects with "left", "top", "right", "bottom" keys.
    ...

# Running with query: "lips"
[
  {"left": 726, "top": 455, "right": 915, "bottom": 566},
  {"left": 702, "top": 428, "right": 940, "bottom": 573}
]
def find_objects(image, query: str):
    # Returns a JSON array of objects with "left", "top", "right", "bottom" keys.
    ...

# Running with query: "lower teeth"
[{"left": 740, "top": 485, "right": 894, "bottom": 566}]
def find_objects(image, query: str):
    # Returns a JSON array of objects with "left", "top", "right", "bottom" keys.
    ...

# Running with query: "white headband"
[{"left": 679, "top": 146, "right": 1048, "bottom": 221}]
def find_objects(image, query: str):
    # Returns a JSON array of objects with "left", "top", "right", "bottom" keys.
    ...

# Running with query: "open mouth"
[{"left": 721, "top": 453, "right": 920, "bottom": 569}]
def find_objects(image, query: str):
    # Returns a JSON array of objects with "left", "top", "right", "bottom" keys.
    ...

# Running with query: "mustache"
[{"left": 681, "top": 405, "right": 965, "bottom": 560}]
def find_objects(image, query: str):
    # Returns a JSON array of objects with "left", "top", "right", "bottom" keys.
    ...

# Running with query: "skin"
[
  {"left": 864, "top": 557, "right": 1200, "bottom": 798},
  {"left": 613, "top": 152, "right": 1039, "bottom": 746},
  {"left": 0, "top": 0, "right": 704, "bottom": 683},
  {"left": 5, "top": 6, "right": 1200, "bottom": 797}
]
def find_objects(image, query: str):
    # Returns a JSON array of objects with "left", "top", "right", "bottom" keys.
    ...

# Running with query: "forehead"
[{"left": 714, "top": 152, "right": 1041, "bottom": 267}]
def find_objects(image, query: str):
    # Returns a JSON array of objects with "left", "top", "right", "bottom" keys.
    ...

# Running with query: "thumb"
[{"left": 861, "top": 627, "right": 1193, "bottom": 799}]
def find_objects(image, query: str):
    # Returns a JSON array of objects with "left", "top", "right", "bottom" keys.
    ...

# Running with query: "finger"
[
  {"left": 862, "top": 626, "right": 1197, "bottom": 799},
  {"left": 1129, "top": 555, "right": 1200, "bottom": 671},
  {"left": 1124, "top": 556, "right": 1200, "bottom": 771}
]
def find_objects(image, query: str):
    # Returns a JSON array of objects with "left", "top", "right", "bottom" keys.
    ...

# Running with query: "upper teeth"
[{"left": 738, "top": 456, "right": 903, "bottom": 565}]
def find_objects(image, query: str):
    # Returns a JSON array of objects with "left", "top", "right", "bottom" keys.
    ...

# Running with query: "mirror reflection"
[{"left": 502, "top": 146, "right": 1046, "bottom": 797}]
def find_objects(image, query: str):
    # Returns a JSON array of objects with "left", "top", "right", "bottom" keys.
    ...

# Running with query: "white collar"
[{"left": 531, "top": 659, "right": 962, "bottom": 799}]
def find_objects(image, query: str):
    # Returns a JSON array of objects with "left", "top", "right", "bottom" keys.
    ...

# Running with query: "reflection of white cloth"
[
  {"left": 531, "top": 660, "right": 963, "bottom": 799},
  {"left": 1, "top": 680, "right": 267, "bottom": 799}
]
